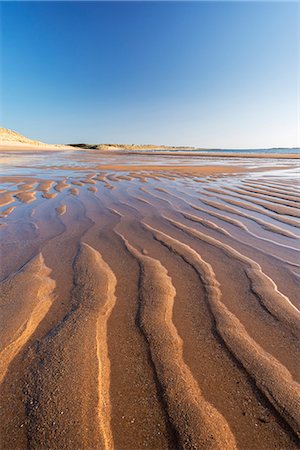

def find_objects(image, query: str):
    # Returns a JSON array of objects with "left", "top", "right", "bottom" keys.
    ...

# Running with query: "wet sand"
[{"left": 0, "top": 148, "right": 299, "bottom": 449}]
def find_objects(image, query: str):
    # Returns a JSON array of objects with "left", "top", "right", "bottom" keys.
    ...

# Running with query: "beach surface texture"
[{"left": 0, "top": 143, "right": 299, "bottom": 449}]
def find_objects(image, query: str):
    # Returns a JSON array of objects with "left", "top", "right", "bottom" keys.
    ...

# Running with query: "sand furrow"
[
  {"left": 140, "top": 184, "right": 300, "bottom": 238},
  {"left": 182, "top": 212, "right": 231, "bottom": 236},
  {"left": 21, "top": 243, "right": 116, "bottom": 450},
  {"left": 74, "top": 243, "right": 116, "bottom": 449},
  {"left": 55, "top": 204, "right": 67, "bottom": 216},
  {"left": 186, "top": 204, "right": 300, "bottom": 263},
  {"left": 0, "top": 253, "right": 55, "bottom": 383},
  {"left": 71, "top": 180, "right": 84, "bottom": 186},
  {"left": 120, "top": 234, "right": 237, "bottom": 450},
  {"left": 15, "top": 191, "right": 37, "bottom": 204},
  {"left": 106, "top": 174, "right": 119, "bottom": 182},
  {"left": 204, "top": 191, "right": 300, "bottom": 223},
  {"left": 143, "top": 222, "right": 300, "bottom": 440},
  {"left": 190, "top": 203, "right": 300, "bottom": 244},
  {"left": 0, "top": 200, "right": 66, "bottom": 281},
  {"left": 0, "top": 206, "right": 16, "bottom": 218},
  {"left": 87, "top": 185, "right": 97, "bottom": 193},
  {"left": 168, "top": 199, "right": 244, "bottom": 231},
  {"left": 218, "top": 186, "right": 299, "bottom": 209},
  {"left": 0, "top": 191, "right": 16, "bottom": 207},
  {"left": 201, "top": 198, "right": 300, "bottom": 234},
  {"left": 137, "top": 187, "right": 300, "bottom": 254},
  {"left": 94, "top": 174, "right": 107, "bottom": 183},
  {"left": 80, "top": 194, "right": 176, "bottom": 449},
  {"left": 69, "top": 187, "right": 79, "bottom": 196},
  {"left": 115, "top": 174, "right": 132, "bottom": 181},
  {"left": 1, "top": 149, "right": 299, "bottom": 449},
  {"left": 136, "top": 187, "right": 175, "bottom": 207},
  {"left": 54, "top": 180, "right": 70, "bottom": 192},
  {"left": 81, "top": 178, "right": 97, "bottom": 185},
  {"left": 110, "top": 206, "right": 296, "bottom": 447},
  {"left": 42, "top": 192, "right": 58, "bottom": 199},
  {"left": 239, "top": 184, "right": 300, "bottom": 203},
  {"left": 37, "top": 180, "right": 55, "bottom": 192},
  {"left": 246, "top": 181, "right": 300, "bottom": 196},
  {"left": 132, "top": 195, "right": 152, "bottom": 205},
  {"left": 163, "top": 216, "right": 300, "bottom": 336}
]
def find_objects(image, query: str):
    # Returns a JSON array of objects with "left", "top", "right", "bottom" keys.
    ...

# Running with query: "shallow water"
[
  {"left": 188, "top": 147, "right": 300, "bottom": 154},
  {"left": 0, "top": 147, "right": 299, "bottom": 179}
]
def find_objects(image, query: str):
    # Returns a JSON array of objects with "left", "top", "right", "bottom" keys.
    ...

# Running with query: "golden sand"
[{"left": 0, "top": 148, "right": 299, "bottom": 449}]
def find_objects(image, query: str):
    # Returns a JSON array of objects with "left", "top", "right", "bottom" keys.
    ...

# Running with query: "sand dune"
[
  {"left": 0, "top": 148, "right": 299, "bottom": 449},
  {"left": 0, "top": 127, "right": 74, "bottom": 150}
]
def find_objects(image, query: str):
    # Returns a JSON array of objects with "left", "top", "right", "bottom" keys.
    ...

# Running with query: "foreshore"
[{"left": 0, "top": 147, "right": 299, "bottom": 449}]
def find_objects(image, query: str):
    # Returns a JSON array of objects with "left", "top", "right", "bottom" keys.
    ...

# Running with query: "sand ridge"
[
  {"left": 121, "top": 235, "right": 237, "bottom": 449},
  {"left": 142, "top": 222, "right": 300, "bottom": 438},
  {"left": 0, "top": 253, "right": 55, "bottom": 382}
]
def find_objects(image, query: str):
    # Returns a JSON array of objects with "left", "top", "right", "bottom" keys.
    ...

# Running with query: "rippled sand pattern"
[{"left": 0, "top": 150, "right": 299, "bottom": 449}]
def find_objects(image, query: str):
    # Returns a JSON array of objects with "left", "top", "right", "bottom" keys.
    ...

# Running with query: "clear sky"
[{"left": 1, "top": 1, "right": 299, "bottom": 148}]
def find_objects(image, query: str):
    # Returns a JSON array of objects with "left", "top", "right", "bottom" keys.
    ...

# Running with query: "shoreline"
[{"left": 0, "top": 144, "right": 299, "bottom": 159}]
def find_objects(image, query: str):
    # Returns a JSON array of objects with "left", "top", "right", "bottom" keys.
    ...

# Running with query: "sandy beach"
[
  {"left": 2, "top": 0, "right": 299, "bottom": 445},
  {"left": 0, "top": 147, "right": 299, "bottom": 449}
]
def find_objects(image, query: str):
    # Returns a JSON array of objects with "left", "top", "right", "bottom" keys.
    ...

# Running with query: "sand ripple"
[{"left": 0, "top": 160, "right": 299, "bottom": 449}]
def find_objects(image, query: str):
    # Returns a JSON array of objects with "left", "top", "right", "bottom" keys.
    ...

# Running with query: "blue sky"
[{"left": 1, "top": 1, "right": 299, "bottom": 148}]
